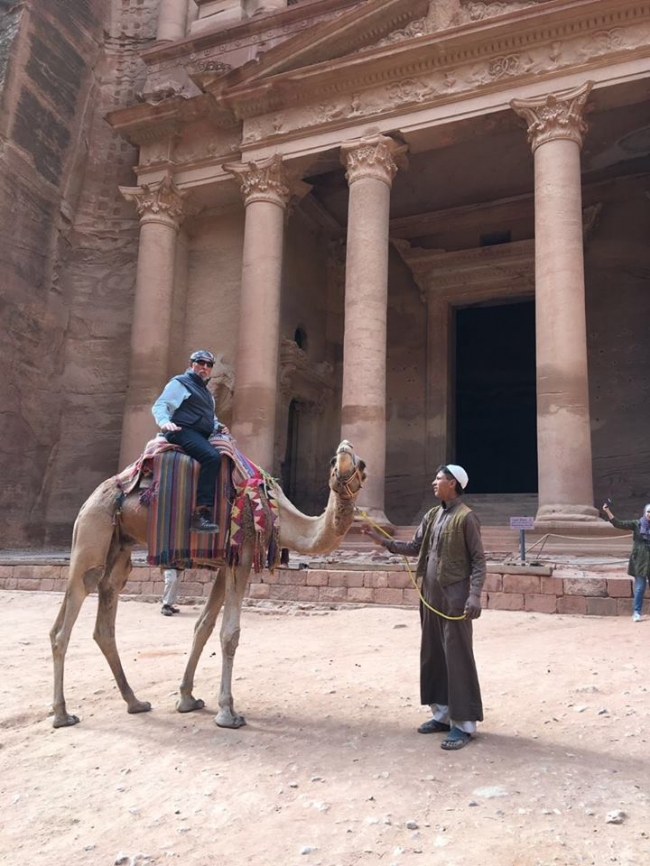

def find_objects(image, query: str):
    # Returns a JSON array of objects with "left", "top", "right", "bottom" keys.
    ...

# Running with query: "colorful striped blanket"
[{"left": 115, "top": 433, "right": 281, "bottom": 572}]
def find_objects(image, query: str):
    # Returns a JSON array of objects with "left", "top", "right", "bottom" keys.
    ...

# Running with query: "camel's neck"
[{"left": 275, "top": 485, "right": 356, "bottom": 555}]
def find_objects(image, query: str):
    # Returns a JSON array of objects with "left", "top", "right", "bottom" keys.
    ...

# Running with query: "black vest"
[{"left": 170, "top": 371, "right": 215, "bottom": 436}]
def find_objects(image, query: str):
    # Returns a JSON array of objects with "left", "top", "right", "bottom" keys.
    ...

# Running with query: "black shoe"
[
  {"left": 190, "top": 509, "right": 220, "bottom": 534},
  {"left": 161, "top": 605, "right": 174, "bottom": 616}
]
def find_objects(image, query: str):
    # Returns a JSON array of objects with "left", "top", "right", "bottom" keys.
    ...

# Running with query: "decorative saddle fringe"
[{"left": 228, "top": 471, "right": 281, "bottom": 574}]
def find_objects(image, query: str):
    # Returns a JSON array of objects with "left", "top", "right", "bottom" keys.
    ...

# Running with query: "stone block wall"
[{"left": 0, "top": 559, "right": 641, "bottom": 618}]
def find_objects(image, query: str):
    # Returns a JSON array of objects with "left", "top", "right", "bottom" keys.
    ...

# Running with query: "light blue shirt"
[{"left": 151, "top": 376, "right": 220, "bottom": 431}]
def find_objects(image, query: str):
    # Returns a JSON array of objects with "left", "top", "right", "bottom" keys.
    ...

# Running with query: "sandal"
[
  {"left": 417, "top": 718, "right": 451, "bottom": 734},
  {"left": 440, "top": 727, "right": 472, "bottom": 750}
]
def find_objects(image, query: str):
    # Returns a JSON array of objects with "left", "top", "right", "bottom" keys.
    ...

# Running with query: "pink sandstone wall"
[
  {"left": 279, "top": 210, "right": 343, "bottom": 512},
  {"left": 385, "top": 246, "right": 428, "bottom": 523},
  {"left": 186, "top": 213, "right": 245, "bottom": 365},
  {"left": 587, "top": 196, "right": 650, "bottom": 513},
  {"left": 40, "top": 0, "right": 162, "bottom": 545},
  {"left": 0, "top": 0, "right": 111, "bottom": 546}
]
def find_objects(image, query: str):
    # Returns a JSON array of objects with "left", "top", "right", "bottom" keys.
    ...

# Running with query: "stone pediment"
[
  {"left": 206, "top": 0, "right": 429, "bottom": 92},
  {"left": 209, "top": 0, "right": 554, "bottom": 95}
]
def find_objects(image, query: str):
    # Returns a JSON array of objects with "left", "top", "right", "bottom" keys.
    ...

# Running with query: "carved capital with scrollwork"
[
  {"left": 341, "top": 135, "right": 408, "bottom": 188},
  {"left": 119, "top": 173, "right": 191, "bottom": 230},
  {"left": 511, "top": 82, "right": 593, "bottom": 153},
  {"left": 223, "top": 153, "right": 294, "bottom": 208}
]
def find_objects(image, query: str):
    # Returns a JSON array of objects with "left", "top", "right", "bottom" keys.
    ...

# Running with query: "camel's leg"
[
  {"left": 176, "top": 569, "right": 226, "bottom": 713},
  {"left": 215, "top": 561, "right": 251, "bottom": 728},
  {"left": 93, "top": 545, "right": 152, "bottom": 715},
  {"left": 50, "top": 581, "right": 92, "bottom": 728},
  {"left": 50, "top": 518, "right": 114, "bottom": 728}
]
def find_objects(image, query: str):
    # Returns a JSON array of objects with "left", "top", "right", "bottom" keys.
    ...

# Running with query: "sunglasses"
[{"left": 194, "top": 360, "right": 214, "bottom": 368}]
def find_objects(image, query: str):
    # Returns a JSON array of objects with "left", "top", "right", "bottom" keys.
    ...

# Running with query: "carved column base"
[{"left": 534, "top": 504, "right": 613, "bottom": 535}]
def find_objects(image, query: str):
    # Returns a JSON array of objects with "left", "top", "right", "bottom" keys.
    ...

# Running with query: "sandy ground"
[{"left": 1, "top": 590, "right": 649, "bottom": 866}]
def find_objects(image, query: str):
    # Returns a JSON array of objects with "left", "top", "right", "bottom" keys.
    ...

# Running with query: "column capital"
[
  {"left": 119, "top": 173, "right": 191, "bottom": 228},
  {"left": 341, "top": 135, "right": 408, "bottom": 188},
  {"left": 223, "top": 153, "right": 295, "bottom": 208},
  {"left": 511, "top": 82, "right": 593, "bottom": 153}
]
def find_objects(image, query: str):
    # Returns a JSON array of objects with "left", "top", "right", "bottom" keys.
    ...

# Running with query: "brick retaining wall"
[{"left": 0, "top": 560, "right": 641, "bottom": 617}]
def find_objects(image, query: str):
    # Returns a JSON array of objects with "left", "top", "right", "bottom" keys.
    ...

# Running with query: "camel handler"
[
  {"left": 363, "top": 464, "right": 486, "bottom": 750},
  {"left": 152, "top": 349, "right": 226, "bottom": 534}
]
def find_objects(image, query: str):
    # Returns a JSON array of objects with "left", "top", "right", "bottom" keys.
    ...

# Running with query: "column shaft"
[
  {"left": 118, "top": 175, "right": 188, "bottom": 468},
  {"left": 341, "top": 176, "right": 391, "bottom": 515},
  {"left": 224, "top": 154, "right": 294, "bottom": 472},
  {"left": 119, "top": 218, "right": 178, "bottom": 467},
  {"left": 534, "top": 139, "right": 594, "bottom": 510},
  {"left": 340, "top": 136, "right": 406, "bottom": 522},
  {"left": 232, "top": 199, "right": 285, "bottom": 470},
  {"left": 512, "top": 83, "right": 601, "bottom": 527},
  {"left": 157, "top": 0, "right": 188, "bottom": 41}
]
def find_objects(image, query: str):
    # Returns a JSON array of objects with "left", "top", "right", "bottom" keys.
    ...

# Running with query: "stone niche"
[{"left": 276, "top": 337, "right": 335, "bottom": 510}]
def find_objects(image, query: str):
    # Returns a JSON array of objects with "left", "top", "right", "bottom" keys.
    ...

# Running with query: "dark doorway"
[
  {"left": 455, "top": 300, "right": 537, "bottom": 493},
  {"left": 281, "top": 399, "right": 300, "bottom": 501}
]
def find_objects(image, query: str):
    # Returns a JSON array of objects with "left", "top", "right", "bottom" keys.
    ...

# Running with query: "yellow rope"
[{"left": 357, "top": 509, "right": 466, "bottom": 621}]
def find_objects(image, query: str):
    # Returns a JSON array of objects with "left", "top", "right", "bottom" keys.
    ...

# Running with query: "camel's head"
[{"left": 329, "top": 440, "right": 366, "bottom": 500}]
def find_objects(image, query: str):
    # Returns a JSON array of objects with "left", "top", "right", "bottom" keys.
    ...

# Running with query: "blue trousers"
[
  {"left": 165, "top": 428, "right": 219, "bottom": 509},
  {"left": 634, "top": 575, "right": 648, "bottom": 616}
]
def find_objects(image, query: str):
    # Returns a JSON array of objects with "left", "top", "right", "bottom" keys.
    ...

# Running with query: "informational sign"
[{"left": 510, "top": 516, "right": 535, "bottom": 530}]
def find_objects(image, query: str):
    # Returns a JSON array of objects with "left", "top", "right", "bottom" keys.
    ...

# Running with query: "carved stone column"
[
  {"left": 223, "top": 154, "right": 297, "bottom": 471},
  {"left": 157, "top": 0, "right": 188, "bottom": 41},
  {"left": 118, "top": 174, "right": 189, "bottom": 467},
  {"left": 340, "top": 136, "right": 407, "bottom": 524},
  {"left": 512, "top": 82, "right": 602, "bottom": 529}
]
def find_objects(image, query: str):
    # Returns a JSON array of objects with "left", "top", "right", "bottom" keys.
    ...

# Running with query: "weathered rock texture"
[{"left": 0, "top": 0, "right": 158, "bottom": 545}]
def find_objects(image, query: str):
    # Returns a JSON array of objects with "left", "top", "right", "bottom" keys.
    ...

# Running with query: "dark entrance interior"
[
  {"left": 281, "top": 399, "right": 300, "bottom": 502},
  {"left": 455, "top": 300, "right": 537, "bottom": 493}
]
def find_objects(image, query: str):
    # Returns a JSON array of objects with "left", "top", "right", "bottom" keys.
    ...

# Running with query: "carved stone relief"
[
  {"left": 235, "top": 9, "right": 650, "bottom": 147},
  {"left": 279, "top": 338, "right": 334, "bottom": 414}
]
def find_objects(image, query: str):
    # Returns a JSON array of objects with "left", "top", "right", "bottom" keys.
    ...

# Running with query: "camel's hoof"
[
  {"left": 215, "top": 711, "right": 246, "bottom": 729},
  {"left": 176, "top": 696, "right": 205, "bottom": 713},
  {"left": 52, "top": 713, "right": 80, "bottom": 729},
  {"left": 127, "top": 700, "right": 152, "bottom": 715}
]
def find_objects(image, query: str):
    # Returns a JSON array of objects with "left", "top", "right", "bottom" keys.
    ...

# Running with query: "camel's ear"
[{"left": 330, "top": 456, "right": 336, "bottom": 467}]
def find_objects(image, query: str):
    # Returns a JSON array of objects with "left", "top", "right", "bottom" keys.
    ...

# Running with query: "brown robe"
[{"left": 387, "top": 497, "right": 486, "bottom": 722}]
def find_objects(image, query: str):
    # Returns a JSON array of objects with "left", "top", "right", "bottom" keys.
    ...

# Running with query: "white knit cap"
[{"left": 446, "top": 464, "right": 469, "bottom": 490}]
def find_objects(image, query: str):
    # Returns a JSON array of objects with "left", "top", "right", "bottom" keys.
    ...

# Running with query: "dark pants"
[
  {"left": 165, "top": 428, "right": 219, "bottom": 509},
  {"left": 419, "top": 577, "right": 483, "bottom": 722}
]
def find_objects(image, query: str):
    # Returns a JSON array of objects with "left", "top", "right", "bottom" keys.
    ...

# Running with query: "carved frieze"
[
  {"left": 233, "top": 4, "right": 650, "bottom": 147},
  {"left": 511, "top": 81, "right": 593, "bottom": 152},
  {"left": 467, "top": 1, "right": 538, "bottom": 22}
]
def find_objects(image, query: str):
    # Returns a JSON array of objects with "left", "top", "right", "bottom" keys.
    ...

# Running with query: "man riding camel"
[{"left": 152, "top": 349, "right": 225, "bottom": 533}]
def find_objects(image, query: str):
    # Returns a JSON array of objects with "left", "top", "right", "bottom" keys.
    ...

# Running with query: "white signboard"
[{"left": 510, "top": 516, "right": 535, "bottom": 530}]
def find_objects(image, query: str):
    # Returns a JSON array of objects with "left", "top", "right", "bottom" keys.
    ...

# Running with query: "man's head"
[
  {"left": 432, "top": 464, "right": 468, "bottom": 501},
  {"left": 189, "top": 349, "right": 215, "bottom": 380}
]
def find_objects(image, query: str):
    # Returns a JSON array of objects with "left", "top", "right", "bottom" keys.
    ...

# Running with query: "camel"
[{"left": 50, "top": 440, "right": 366, "bottom": 729}]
